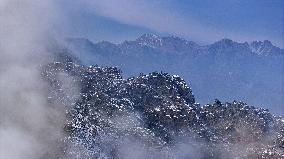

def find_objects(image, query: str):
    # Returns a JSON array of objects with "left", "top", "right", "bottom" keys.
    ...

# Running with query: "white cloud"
[
  {"left": 76, "top": 0, "right": 281, "bottom": 46},
  {"left": 79, "top": 0, "right": 215, "bottom": 42},
  {"left": 0, "top": 0, "right": 67, "bottom": 158}
]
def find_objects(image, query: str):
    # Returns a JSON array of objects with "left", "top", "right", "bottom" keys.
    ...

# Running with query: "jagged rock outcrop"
[{"left": 42, "top": 59, "right": 284, "bottom": 159}]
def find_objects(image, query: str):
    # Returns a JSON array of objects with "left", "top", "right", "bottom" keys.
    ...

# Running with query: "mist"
[{"left": 0, "top": 0, "right": 66, "bottom": 158}]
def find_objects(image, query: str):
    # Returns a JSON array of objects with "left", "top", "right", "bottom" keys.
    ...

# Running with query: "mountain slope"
[{"left": 41, "top": 58, "right": 284, "bottom": 159}]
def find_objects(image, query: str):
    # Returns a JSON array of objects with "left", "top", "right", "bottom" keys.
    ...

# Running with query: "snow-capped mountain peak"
[
  {"left": 136, "top": 33, "right": 163, "bottom": 48},
  {"left": 249, "top": 40, "right": 279, "bottom": 56}
]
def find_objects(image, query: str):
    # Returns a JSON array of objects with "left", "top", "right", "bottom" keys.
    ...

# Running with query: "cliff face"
[{"left": 41, "top": 58, "right": 284, "bottom": 159}]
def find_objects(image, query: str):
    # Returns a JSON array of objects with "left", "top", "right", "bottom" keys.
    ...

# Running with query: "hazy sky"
[{"left": 60, "top": 0, "right": 283, "bottom": 47}]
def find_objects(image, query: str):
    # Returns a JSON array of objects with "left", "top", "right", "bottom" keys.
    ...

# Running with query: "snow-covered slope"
[{"left": 41, "top": 58, "right": 284, "bottom": 158}]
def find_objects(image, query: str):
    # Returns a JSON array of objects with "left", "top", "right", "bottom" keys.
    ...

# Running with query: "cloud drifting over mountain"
[
  {"left": 73, "top": 0, "right": 282, "bottom": 47},
  {"left": 0, "top": 0, "right": 67, "bottom": 158}
]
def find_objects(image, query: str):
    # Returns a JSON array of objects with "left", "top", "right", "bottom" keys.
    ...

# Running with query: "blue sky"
[{"left": 60, "top": 0, "right": 283, "bottom": 47}]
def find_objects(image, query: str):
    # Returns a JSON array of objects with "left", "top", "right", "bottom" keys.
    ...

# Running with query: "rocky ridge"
[{"left": 41, "top": 57, "right": 284, "bottom": 159}]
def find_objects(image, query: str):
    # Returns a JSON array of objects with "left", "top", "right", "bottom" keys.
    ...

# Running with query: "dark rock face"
[{"left": 42, "top": 59, "right": 284, "bottom": 159}]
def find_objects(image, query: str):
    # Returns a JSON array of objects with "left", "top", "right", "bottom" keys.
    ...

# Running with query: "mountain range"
[{"left": 65, "top": 34, "right": 284, "bottom": 115}]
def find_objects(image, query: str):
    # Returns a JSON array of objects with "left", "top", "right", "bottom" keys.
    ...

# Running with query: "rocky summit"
[{"left": 41, "top": 56, "right": 284, "bottom": 159}]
